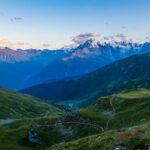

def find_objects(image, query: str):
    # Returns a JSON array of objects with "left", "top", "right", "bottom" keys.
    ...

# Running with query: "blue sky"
[{"left": 0, "top": 0, "right": 149, "bottom": 49}]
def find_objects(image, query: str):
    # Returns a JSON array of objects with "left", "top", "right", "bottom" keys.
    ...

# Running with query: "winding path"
[{"left": 106, "top": 97, "right": 116, "bottom": 129}]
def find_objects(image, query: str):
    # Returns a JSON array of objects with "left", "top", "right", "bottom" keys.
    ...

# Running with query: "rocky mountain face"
[{"left": 0, "top": 47, "right": 67, "bottom": 63}]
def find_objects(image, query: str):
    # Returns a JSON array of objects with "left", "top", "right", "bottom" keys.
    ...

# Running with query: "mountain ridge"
[{"left": 22, "top": 52, "right": 150, "bottom": 107}]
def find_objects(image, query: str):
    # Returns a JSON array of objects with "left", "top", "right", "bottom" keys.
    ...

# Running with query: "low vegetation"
[
  {"left": 0, "top": 88, "right": 62, "bottom": 119},
  {"left": 0, "top": 117, "right": 59, "bottom": 150},
  {"left": 49, "top": 123, "right": 150, "bottom": 150},
  {"left": 0, "top": 88, "right": 149, "bottom": 149}
]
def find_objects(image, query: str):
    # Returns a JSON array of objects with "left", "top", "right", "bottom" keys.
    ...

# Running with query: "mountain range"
[
  {"left": 22, "top": 52, "right": 150, "bottom": 108},
  {"left": 0, "top": 40, "right": 150, "bottom": 90},
  {"left": 0, "top": 47, "right": 68, "bottom": 89}
]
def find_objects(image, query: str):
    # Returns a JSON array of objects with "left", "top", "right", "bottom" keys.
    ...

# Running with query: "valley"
[
  {"left": 0, "top": 43, "right": 150, "bottom": 149},
  {"left": 0, "top": 1, "right": 150, "bottom": 149}
]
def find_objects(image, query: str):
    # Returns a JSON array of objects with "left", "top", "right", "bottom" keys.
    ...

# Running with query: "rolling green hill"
[
  {"left": 76, "top": 88, "right": 150, "bottom": 129},
  {"left": 0, "top": 88, "right": 63, "bottom": 149},
  {"left": 0, "top": 88, "right": 62, "bottom": 119}
]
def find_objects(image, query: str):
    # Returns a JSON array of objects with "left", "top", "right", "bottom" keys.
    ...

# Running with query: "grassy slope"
[
  {"left": 49, "top": 123, "right": 150, "bottom": 150},
  {"left": 48, "top": 88, "right": 150, "bottom": 149},
  {"left": 0, "top": 88, "right": 62, "bottom": 119},
  {"left": 0, "top": 117, "right": 59, "bottom": 150},
  {"left": 0, "top": 88, "right": 64, "bottom": 150},
  {"left": 98, "top": 88, "right": 150, "bottom": 128},
  {"left": 76, "top": 88, "right": 150, "bottom": 129}
]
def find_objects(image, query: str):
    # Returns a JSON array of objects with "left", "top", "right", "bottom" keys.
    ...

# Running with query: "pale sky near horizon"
[{"left": 0, "top": 0, "right": 150, "bottom": 49}]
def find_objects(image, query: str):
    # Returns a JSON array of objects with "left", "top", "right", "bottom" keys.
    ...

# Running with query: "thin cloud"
[
  {"left": 10, "top": 17, "right": 23, "bottom": 22},
  {"left": 103, "top": 34, "right": 139, "bottom": 44},
  {"left": 72, "top": 32, "right": 100, "bottom": 44},
  {"left": 0, "top": 37, "right": 32, "bottom": 49},
  {"left": 42, "top": 43, "right": 55, "bottom": 49},
  {"left": 0, "top": 37, "right": 13, "bottom": 47},
  {"left": 16, "top": 42, "right": 32, "bottom": 47},
  {"left": 42, "top": 43, "right": 52, "bottom": 47}
]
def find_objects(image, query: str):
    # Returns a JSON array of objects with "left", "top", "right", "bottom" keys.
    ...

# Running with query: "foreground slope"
[
  {"left": 0, "top": 88, "right": 61, "bottom": 119},
  {"left": 22, "top": 52, "right": 150, "bottom": 106},
  {"left": 0, "top": 117, "right": 59, "bottom": 150},
  {"left": 49, "top": 123, "right": 150, "bottom": 150}
]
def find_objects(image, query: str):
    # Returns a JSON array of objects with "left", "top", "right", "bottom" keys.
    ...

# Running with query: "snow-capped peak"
[
  {"left": 80, "top": 38, "right": 101, "bottom": 48},
  {"left": 100, "top": 34, "right": 141, "bottom": 48}
]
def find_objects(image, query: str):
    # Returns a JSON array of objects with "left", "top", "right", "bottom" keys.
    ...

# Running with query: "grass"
[
  {"left": 49, "top": 123, "right": 150, "bottom": 150},
  {"left": 46, "top": 88, "right": 150, "bottom": 149},
  {"left": 0, "top": 117, "right": 60, "bottom": 150},
  {"left": 116, "top": 88, "right": 150, "bottom": 99},
  {"left": 0, "top": 88, "right": 62, "bottom": 119},
  {"left": 95, "top": 88, "right": 150, "bottom": 129},
  {"left": 0, "top": 88, "right": 149, "bottom": 150},
  {"left": 0, "top": 88, "right": 66, "bottom": 150}
]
